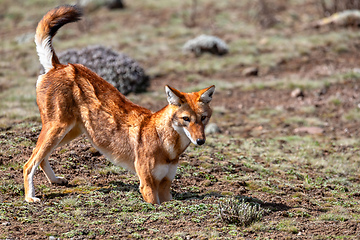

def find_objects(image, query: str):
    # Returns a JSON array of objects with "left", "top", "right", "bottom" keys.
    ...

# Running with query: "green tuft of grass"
[
  {"left": 276, "top": 219, "right": 299, "bottom": 234},
  {"left": 219, "top": 198, "right": 265, "bottom": 226},
  {"left": 317, "top": 213, "right": 349, "bottom": 222}
]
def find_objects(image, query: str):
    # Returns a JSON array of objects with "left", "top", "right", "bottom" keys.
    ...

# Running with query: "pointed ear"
[
  {"left": 165, "top": 85, "right": 183, "bottom": 106},
  {"left": 199, "top": 85, "right": 215, "bottom": 103}
]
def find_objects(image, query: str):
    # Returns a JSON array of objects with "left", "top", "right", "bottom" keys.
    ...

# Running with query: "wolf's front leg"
[
  {"left": 135, "top": 160, "right": 160, "bottom": 204},
  {"left": 158, "top": 178, "right": 172, "bottom": 203},
  {"left": 138, "top": 176, "right": 160, "bottom": 204}
]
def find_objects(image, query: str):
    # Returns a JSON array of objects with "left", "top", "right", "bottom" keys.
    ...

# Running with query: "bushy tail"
[{"left": 35, "top": 5, "right": 82, "bottom": 73}]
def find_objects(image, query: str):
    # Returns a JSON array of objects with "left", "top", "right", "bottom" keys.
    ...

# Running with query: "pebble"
[
  {"left": 89, "top": 147, "right": 100, "bottom": 154},
  {"left": 294, "top": 126, "right": 324, "bottom": 135},
  {"left": 205, "top": 123, "right": 221, "bottom": 134},
  {"left": 291, "top": 88, "right": 304, "bottom": 98},
  {"left": 242, "top": 67, "right": 259, "bottom": 76}
]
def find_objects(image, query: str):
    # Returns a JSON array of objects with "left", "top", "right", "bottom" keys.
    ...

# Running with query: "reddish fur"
[{"left": 24, "top": 6, "right": 214, "bottom": 204}]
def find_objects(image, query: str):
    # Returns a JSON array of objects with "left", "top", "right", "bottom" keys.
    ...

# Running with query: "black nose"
[{"left": 196, "top": 139, "right": 205, "bottom": 145}]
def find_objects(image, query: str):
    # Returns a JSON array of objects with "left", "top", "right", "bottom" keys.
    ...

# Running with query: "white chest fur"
[{"left": 152, "top": 164, "right": 178, "bottom": 181}]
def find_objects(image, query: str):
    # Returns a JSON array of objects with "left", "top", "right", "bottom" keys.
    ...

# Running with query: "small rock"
[
  {"left": 107, "top": 0, "right": 125, "bottom": 9},
  {"left": 69, "top": 150, "right": 77, "bottom": 155},
  {"left": 49, "top": 236, "right": 57, "bottom": 240},
  {"left": 78, "top": 0, "right": 125, "bottom": 11},
  {"left": 259, "top": 37, "right": 269, "bottom": 45},
  {"left": 182, "top": 34, "right": 229, "bottom": 56},
  {"left": 294, "top": 127, "right": 324, "bottom": 135},
  {"left": 312, "top": 9, "right": 360, "bottom": 28},
  {"left": 0, "top": 123, "right": 11, "bottom": 131},
  {"left": 242, "top": 67, "right": 258, "bottom": 77},
  {"left": 275, "top": 105, "right": 284, "bottom": 111},
  {"left": 291, "top": 88, "right": 304, "bottom": 98},
  {"left": 2, "top": 222, "right": 10, "bottom": 226},
  {"left": 205, "top": 123, "right": 221, "bottom": 134},
  {"left": 318, "top": 86, "right": 328, "bottom": 96},
  {"left": 89, "top": 147, "right": 100, "bottom": 155}
]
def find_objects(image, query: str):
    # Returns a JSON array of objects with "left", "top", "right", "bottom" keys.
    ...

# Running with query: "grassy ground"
[{"left": 1, "top": 0, "right": 360, "bottom": 239}]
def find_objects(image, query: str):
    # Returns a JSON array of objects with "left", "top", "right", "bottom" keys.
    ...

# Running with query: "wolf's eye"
[
  {"left": 201, "top": 116, "right": 207, "bottom": 121},
  {"left": 182, "top": 116, "right": 190, "bottom": 122}
]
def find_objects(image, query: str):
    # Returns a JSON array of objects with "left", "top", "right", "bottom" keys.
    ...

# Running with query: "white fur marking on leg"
[
  {"left": 41, "top": 158, "right": 67, "bottom": 185},
  {"left": 27, "top": 161, "right": 41, "bottom": 200},
  {"left": 152, "top": 164, "right": 169, "bottom": 181},
  {"left": 41, "top": 158, "right": 58, "bottom": 183},
  {"left": 152, "top": 164, "right": 178, "bottom": 181},
  {"left": 166, "top": 164, "right": 178, "bottom": 181}
]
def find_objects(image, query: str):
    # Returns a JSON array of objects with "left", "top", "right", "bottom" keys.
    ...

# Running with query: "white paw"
[
  {"left": 52, "top": 176, "right": 68, "bottom": 185},
  {"left": 25, "top": 196, "right": 41, "bottom": 203}
]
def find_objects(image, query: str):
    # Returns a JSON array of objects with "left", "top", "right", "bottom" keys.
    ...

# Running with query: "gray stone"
[
  {"left": 291, "top": 88, "right": 304, "bottom": 98},
  {"left": 183, "top": 35, "right": 229, "bottom": 56},
  {"left": 205, "top": 123, "right": 221, "bottom": 134},
  {"left": 77, "top": 0, "right": 125, "bottom": 11},
  {"left": 242, "top": 67, "right": 258, "bottom": 76},
  {"left": 294, "top": 127, "right": 324, "bottom": 135}
]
